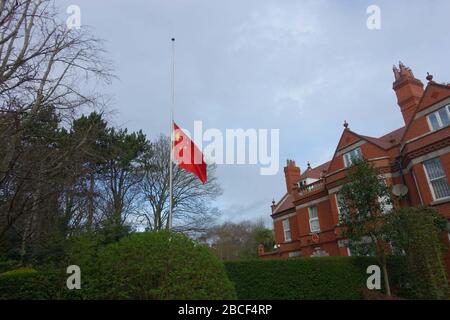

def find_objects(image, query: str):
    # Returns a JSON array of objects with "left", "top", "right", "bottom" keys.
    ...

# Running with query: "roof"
[
  {"left": 272, "top": 128, "right": 406, "bottom": 217},
  {"left": 299, "top": 161, "right": 331, "bottom": 180},
  {"left": 360, "top": 126, "right": 405, "bottom": 150},
  {"left": 272, "top": 193, "right": 295, "bottom": 215}
]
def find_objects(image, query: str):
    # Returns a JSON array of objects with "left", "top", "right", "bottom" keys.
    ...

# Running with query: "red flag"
[{"left": 172, "top": 122, "right": 207, "bottom": 184}]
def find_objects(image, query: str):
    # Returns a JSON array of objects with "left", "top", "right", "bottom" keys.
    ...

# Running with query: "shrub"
[
  {"left": 225, "top": 257, "right": 389, "bottom": 300},
  {"left": 0, "top": 268, "right": 58, "bottom": 300},
  {"left": 0, "top": 259, "right": 21, "bottom": 273},
  {"left": 78, "top": 230, "right": 236, "bottom": 300},
  {"left": 386, "top": 206, "right": 449, "bottom": 299}
]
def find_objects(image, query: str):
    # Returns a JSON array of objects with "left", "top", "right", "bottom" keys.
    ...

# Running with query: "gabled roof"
[
  {"left": 272, "top": 193, "right": 295, "bottom": 215},
  {"left": 325, "top": 126, "right": 398, "bottom": 174},
  {"left": 416, "top": 81, "right": 450, "bottom": 112},
  {"left": 399, "top": 81, "right": 450, "bottom": 143}
]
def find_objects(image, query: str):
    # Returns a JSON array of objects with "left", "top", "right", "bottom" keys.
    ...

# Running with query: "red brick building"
[{"left": 261, "top": 63, "right": 450, "bottom": 268}]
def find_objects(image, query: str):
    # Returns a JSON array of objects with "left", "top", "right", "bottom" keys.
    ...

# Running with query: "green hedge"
[
  {"left": 80, "top": 231, "right": 236, "bottom": 299},
  {"left": 0, "top": 231, "right": 236, "bottom": 300},
  {"left": 0, "top": 260, "right": 21, "bottom": 274},
  {"left": 225, "top": 257, "right": 391, "bottom": 300},
  {"left": 0, "top": 268, "right": 58, "bottom": 300}
]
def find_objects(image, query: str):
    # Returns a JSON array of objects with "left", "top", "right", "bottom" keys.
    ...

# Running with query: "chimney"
[
  {"left": 284, "top": 160, "right": 301, "bottom": 194},
  {"left": 392, "top": 62, "right": 424, "bottom": 124}
]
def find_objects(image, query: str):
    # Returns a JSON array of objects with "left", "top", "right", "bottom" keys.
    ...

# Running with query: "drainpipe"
[{"left": 396, "top": 156, "right": 411, "bottom": 206}]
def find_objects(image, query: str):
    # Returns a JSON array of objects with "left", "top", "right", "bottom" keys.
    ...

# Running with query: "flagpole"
[{"left": 168, "top": 37, "right": 175, "bottom": 230}]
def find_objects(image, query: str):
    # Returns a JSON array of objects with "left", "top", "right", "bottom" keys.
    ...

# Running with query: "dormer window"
[
  {"left": 427, "top": 105, "right": 450, "bottom": 131},
  {"left": 343, "top": 147, "right": 363, "bottom": 167}
]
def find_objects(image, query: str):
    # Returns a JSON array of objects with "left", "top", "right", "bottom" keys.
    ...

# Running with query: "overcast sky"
[{"left": 58, "top": 0, "right": 450, "bottom": 226}]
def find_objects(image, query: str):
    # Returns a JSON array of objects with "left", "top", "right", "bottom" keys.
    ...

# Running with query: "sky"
[{"left": 57, "top": 0, "right": 450, "bottom": 227}]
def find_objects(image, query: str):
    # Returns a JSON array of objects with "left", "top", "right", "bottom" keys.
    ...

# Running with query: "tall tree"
[
  {"left": 98, "top": 128, "right": 148, "bottom": 228},
  {"left": 0, "top": 0, "right": 112, "bottom": 260},
  {"left": 338, "top": 158, "right": 393, "bottom": 296}
]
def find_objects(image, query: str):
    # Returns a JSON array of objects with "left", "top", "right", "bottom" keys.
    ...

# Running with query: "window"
[
  {"left": 346, "top": 247, "right": 352, "bottom": 257},
  {"left": 282, "top": 219, "right": 291, "bottom": 242},
  {"left": 336, "top": 192, "right": 349, "bottom": 222},
  {"left": 423, "top": 158, "right": 450, "bottom": 200},
  {"left": 288, "top": 251, "right": 302, "bottom": 258},
  {"left": 343, "top": 147, "right": 363, "bottom": 167},
  {"left": 308, "top": 206, "right": 320, "bottom": 233},
  {"left": 428, "top": 105, "right": 450, "bottom": 131},
  {"left": 311, "top": 247, "right": 328, "bottom": 257}
]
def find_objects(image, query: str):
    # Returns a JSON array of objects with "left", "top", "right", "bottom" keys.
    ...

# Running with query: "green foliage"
[
  {"left": 0, "top": 259, "right": 21, "bottom": 273},
  {"left": 0, "top": 268, "right": 56, "bottom": 300},
  {"left": 0, "top": 266, "right": 83, "bottom": 300},
  {"left": 338, "top": 158, "right": 392, "bottom": 253},
  {"left": 337, "top": 157, "right": 393, "bottom": 295},
  {"left": 0, "top": 231, "right": 236, "bottom": 300},
  {"left": 225, "top": 257, "right": 380, "bottom": 300},
  {"left": 77, "top": 230, "right": 236, "bottom": 300},
  {"left": 0, "top": 267, "right": 37, "bottom": 276},
  {"left": 253, "top": 226, "right": 275, "bottom": 253},
  {"left": 385, "top": 206, "right": 449, "bottom": 299}
]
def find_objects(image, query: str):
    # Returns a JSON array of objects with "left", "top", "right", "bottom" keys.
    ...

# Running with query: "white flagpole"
[{"left": 168, "top": 38, "right": 175, "bottom": 229}]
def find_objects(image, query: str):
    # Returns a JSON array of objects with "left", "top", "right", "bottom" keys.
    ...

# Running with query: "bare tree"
[
  {"left": 0, "top": 0, "right": 113, "bottom": 179},
  {"left": 0, "top": 0, "right": 113, "bottom": 257},
  {"left": 200, "top": 219, "right": 274, "bottom": 260},
  {"left": 138, "top": 135, "right": 222, "bottom": 236}
]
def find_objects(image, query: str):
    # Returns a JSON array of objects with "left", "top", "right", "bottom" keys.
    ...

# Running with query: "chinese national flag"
[{"left": 172, "top": 122, "right": 207, "bottom": 184}]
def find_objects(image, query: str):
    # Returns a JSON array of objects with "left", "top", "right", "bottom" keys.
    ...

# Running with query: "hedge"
[
  {"left": 224, "top": 256, "right": 403, "bottom": 300},
  {"left": 79, "top": 231, "right": 236, "bottom": 300},
  {"left": 0, "top": 231, "right": 236, "bottom": 300}
]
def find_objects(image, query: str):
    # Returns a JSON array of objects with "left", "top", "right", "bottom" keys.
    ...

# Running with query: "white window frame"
[
  {"left": 343, "top": 147, "right": 363, "bottom": 167},
  {"left": 282, "top": 218, "right": 291, "bottom": 242},
  {"left": 423, "top": 158, "right": 450, "bottom": 201},
  {"left": 427, "top": 104, "right": 450, "bottom": 132},
  {"left": 346, "top": 247, "right": 352, "bottom": 257},
  {"left": 308, "top": 206, "right": 320, "bottom": 233}
]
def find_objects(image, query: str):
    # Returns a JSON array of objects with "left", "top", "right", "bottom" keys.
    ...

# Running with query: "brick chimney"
[
  {"left": 393, "top": 62, "right": 424, "bottom": 125},
  {"left": 284, "top": 160, "right": 301, "bottom": 194}
]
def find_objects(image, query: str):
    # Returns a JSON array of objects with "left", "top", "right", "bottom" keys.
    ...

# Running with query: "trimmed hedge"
[
  {"left": 0, "top": 268, "right": 58, "bottom": 300},
  {"left": 82, "top": 231, "right": 236, "bottom": 299},
  {"left": 225, "top": 257, "right": 388, "bottom": 300},
  {"left": 0, "top": 231, "right": 236, "bottom": 300}
]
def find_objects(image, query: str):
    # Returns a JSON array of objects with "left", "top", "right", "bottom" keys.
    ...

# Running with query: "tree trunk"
[{"left": 381, "top": 260, "right": 391, "bottom": 296}]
